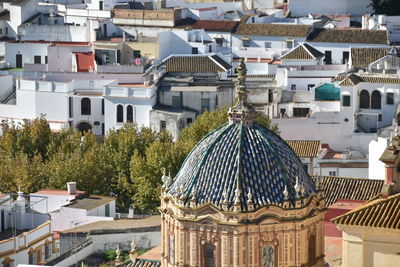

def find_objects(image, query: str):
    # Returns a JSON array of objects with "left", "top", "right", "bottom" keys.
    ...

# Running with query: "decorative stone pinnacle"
[
  {"left": 228, "top": 58, "right": 256, "bottom": 125},
  {"left": 294, "top": 176, "right": 300, "bottom": 198},
  {"left": 247, "top": 188, "right": 253, "bottom": 203},
  {"left": 283, "top": 185, "right": 289, "bottom": 200}
]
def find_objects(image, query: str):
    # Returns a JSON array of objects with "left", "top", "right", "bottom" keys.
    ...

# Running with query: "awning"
[
  {"left": 315, "top": 83, "right": 340, "bottom": 101},
  {"left": 75, "top": 52, "right": 95, "bottom": 72}
]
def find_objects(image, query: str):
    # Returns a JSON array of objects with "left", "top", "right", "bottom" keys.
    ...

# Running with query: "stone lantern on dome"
[{"left": 159, "top": 60, "right": 326, "bottom": 267}]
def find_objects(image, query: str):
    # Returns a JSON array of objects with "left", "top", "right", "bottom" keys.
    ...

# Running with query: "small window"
[
  {"left": 268, "top": 90, "right": 273, "bottom": 103},
  {"left": 293, "top": 108, "right": 309, "bottom": 117},
  {"left": 5, "top": 27, "right": 8, "bottom": 35},
  {"left": 204, "top": 244, "right": 215, "bottom": 267},
  {"left": 105, "top": 203, "right": 110, "bottom": 217},
  {"left": 386, "top": 92, "right": 394, "bottom": 105},
  {"left": 192, "top": 47, "right": 198, "bottom": 54},
  {"left": 286, "top": 40, "right": 294, "bottom": 49},
  {"left": 101, "top": 99, "right": 104, "bottom": 115},
  {"left": 291, "top": 84, "right": 296, "bottom": 91},
  {"left": 44, "top": 244, "right": 51, "bottom": 260},
  {"left": 69, "top": 97, "right": 73, "bottom": 118},
  {"left": 28, "top": 253, "right": 34, "bottom": 264},
  {"left": 242, "top": 39, "right": 250, "bottom": 48},
  {"left": 371, "top": 90, "right": 381, "bottom": 109},
  {"left": 201, "top": 98, "right": 210, "bottom": 112},
  {"left": 172, "top": 96, "right": 181, "bottom": 108},
  {"left": 34, "top": 56, "right": 41, "bottom": 64},
  {"left": 329, "top": 171, "right": 336, "bottom": 176},
  {"left": 187, "top": 118, "right": 193, "bottom": 124},
  {"left": 45, "top": 56, "right": 48, "bottom": 64},
  {"left": 127, "top": 105, "right": 133, "bottom": 122},
  {"left": 264, "top": 42, "right": 272, "bottom": 48},
  {"left": 280, "top": 108, "right": 286, "bottom": 116},
  {"left": 307, "top": 84, "right": 315, "bottom": 91},
  {"left": 102, "top": 123, "right": 105, "bottom": 135},
  {"left": 343, "top": 95, "right": 351, "bottom": 107},
  {"left": 359, "top": 90, "right": 370, "bottom": 109},
  {"left": 116, "top": 104, "right": 123, "bottom": 123},
  {"left": 208, "top": 45, "right": 212, "bottom": 53},
  {"left": 81, "top": 98, "right": 91, "bottom": 115},
  {"left": 342, "top": 51, "right": 350, "bottom": 64},
  {"left": 0, "top": 29, "right": 3, "bottom": 35},
  {"left": 160, "top": 120, "right": 166, "bottom": 130},
  {"left": 378, "top": 114, "right": 382, "bottom": 121}
]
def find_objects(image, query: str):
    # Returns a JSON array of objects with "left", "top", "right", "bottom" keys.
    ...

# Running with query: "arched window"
[
  {"left": 359, "top": 90, "right": 370, "bottom": 109},
  {"left": 371, "top": 90, "right": 381, "bottom": 109},
  {"left": 308, "top": 235, "right": 316, "bottom": 265},
  {"left": 204, "top": 244, "right": 215, "bottom": 267},
  {"left": 116, "top": 104, "right": 123, "bottom": 123},
  {"left": 81, "top": 98, "right": 91, "bottom": 115},
  {"left": 262, "top": 245, "right": 275, "bottom": 267},
  {"left": 127, "top": 105, "right": 133, "bottom": 123},
  {"left": 169, "top": 235, "right": 175, "bottom": 264}
]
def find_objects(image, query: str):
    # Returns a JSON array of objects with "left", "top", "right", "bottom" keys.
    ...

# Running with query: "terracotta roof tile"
[
  {"left": 350, "top": 47, "right": 390, "bottom": 68},
  {"left": 280, "top": 43, "right": 324, "bottom": 60},
  {"left": 339, "top": 73, "right": 400, "bottom": 86},
  {"left": 286, "top": 140, "right": 321, "bottom": 158},
  {"left": 175, "top": 20, "right": 239, "bottom": 32},
  {"left": 235, "top": 21, "right": 312, "bottom": 37},
  {"left": 162, "top": 55, "right": 231, "bottom": 73},
  {"left": 307, "top": 28, "right": 388, "bottom": 44},
  {"left": 312, "top": 176, "right": 384, "bottom": 206},
  {"left": 332, "top": 193, "right": 400, "bottom": 229}
]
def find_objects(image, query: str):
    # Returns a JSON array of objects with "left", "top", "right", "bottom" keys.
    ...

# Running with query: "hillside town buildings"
[{"left": 1, "top": 0, "right": 400, "bottom": 266}]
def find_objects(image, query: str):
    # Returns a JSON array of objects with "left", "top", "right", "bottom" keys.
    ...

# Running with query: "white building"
[{"left": 288, "top": 0, "right": 373, "bottom": 17}]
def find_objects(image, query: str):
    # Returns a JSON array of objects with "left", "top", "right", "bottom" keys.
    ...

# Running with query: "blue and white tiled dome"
[
  {"left": 167, "top": 122, "right": 316, "bottom": 211},
  {"left": 166, "top": 59, "right": 316, "bottom": 211}
]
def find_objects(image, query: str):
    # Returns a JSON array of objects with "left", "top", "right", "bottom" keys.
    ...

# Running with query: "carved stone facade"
[{"left": 160, "top": 191, "right": 325, "bottom": 267}]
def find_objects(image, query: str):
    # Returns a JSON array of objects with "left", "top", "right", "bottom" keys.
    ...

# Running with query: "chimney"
[{"left": 67, "top": 182, "right": 77, "bottom": 195}]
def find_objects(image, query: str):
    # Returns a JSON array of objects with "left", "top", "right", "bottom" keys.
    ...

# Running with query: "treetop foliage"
[{"left": 0, "top": 108, "right": 277, "bottom": 214}]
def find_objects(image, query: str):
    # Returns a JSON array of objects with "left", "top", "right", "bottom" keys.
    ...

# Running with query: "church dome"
[{"left": 167, "top": 121, "right": 316, "bottom": 211}]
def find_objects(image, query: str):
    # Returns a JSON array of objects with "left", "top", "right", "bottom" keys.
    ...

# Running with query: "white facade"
[
  {"left": 288, "top": 0, "right": 373, "bottom": 17},
  {"left": 5, "top": 42, "right": 49, "bottom": 68}
]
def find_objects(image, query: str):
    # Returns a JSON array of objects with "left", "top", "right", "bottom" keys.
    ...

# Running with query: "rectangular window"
[
  {"left": 328, "top": 171, "right": 336, "bottom": 176},
  {"left": 160, "top": 120, "right": 166, "bottom": 130},
  {"left": 378, "top": 114, "right": 382, "bottom": 121},
  {"left": 286, "top": 40, "right": 294, "bottom": 49},
  {"left": 208, "top": 45, "right": 212, "bottom": 53},
  {"left": 325, "top": 51, "right": 332, "bottom": 64},
  {"left": 387, "top": 92, "right": 394, "bottom": 105},
  {"left": 343, "top": 95, "right": 351, "bottom": 107},
  {"left": 45, "top": 56, "right": 48, "bottom": 64},
  {"left": 0, "top": 29, "right": 2, "bottom": 35},
  {"left": 307, "top": 84, "right": 315, "bottom": 91},
  {"left": 187, "top": 118, "right": 193, "bottom": 124},
  {"left": 342, "top": 51, "right": 349, "bottom": 64},
  {"left": 68, "top": 97, "right": 73, "bottom": 118},
  {"left": 34, "top": 56, "right": 41, "bottom": 64},
  {"left": 291, "top": 84, "right": 296, "bottom": 91},
  {"left": 280, "top": 108, "right": 286, "bottom": 116},
  {"left": 192, "top": 47, "right": 198, "bottom": 54},
  {"left": 242, "top": 39, "right": 250, "bottom": 48},
  {"left": 102, "top": 123, "right": 105, "bottom": 135},
  {"left": 264, "top": 42, "right": 271, "bottom": 48},
  {"left": 5, "top": 27, "right": 8, "bottom": 35},
  {"left": 29, "top": 253, "right": 34, "bottom": 264},
  {"left": 293, "top": 108, "right": 309, "bottom": 117},
  {"left": 172, "top": 95, "right": 181, "bottom": 108},
  {"left": 45, "top": 244, "right": 51, "bottom": 260},
  {"left": 105, "top": 203, "right": 110, "bottom": 217},
  {"left": 201, "top": 98, "right": 210, "bottom": 112}
]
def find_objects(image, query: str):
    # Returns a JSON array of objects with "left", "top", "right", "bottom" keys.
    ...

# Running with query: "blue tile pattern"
[{"left": 168, "top": 122, "right": 316, "bottom": 211}]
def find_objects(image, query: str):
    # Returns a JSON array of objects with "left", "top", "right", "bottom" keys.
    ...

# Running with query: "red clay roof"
[
  {"left": 75, "top": 52, "right": 95, "bottom": 72},
  {"left": 176, "top": 20, "right": 239, "bottom": 32}
]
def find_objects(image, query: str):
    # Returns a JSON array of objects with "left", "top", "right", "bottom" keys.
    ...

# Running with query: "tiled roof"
[
  {"left": 176, "top": 20, "right": 239, "bottom": 32},
  {"left": 350, "top": 47, "right": 390, "bottom": 68},
  {"left": 307, "top": 28, "right": 388, "bottom": 44},
  {"left": 280, "top": 43, "right": 324, "bottom": 60},
  {"left": 286, "top": 140, "right": 321, "bottom": 158},
  {"left": 168, "top": 123, "right": 316, "bottom": 211},
  {"left": 332, "top": 193, "right": 400, "bottom": 229},
  {"left": 161, "top": 55, "right": 231, "bottom": 72},
  {"left": 339, "top": 73, "right": 400, "bottom": 86},
  {"left": 312, "top": 176, "right": 384, "bottom": 206},
  {"left": 235, "top": 21, "right": 312, "bottom": 37}
]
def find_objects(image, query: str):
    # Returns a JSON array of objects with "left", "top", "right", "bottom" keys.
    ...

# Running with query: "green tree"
[{"left": 371, "top": 0, "right": 400, "bottom": 15}]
